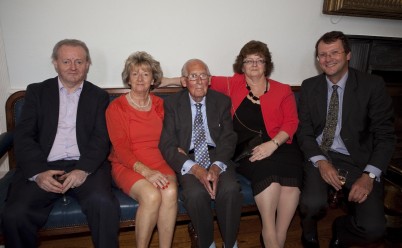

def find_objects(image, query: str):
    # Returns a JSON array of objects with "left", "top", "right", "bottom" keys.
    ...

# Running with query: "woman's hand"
[
  {"left": 143, "top": 169, "right": 170, "bottom": 189},
  {"left": 249, "top": 140, "right": 277, "bottom": 162}
]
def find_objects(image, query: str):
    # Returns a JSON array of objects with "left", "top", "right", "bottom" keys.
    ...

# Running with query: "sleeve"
[
  {"left": 209, "top": 76, "right": 230, "bottom": 96},
  {"left": 296, "top": 81, "right": 324, "bottom": 161},
  {"left": 278, "top": 85, "right": 299, "bottom": 141},
  {"left": 366, "top": 77, "right": 395, "bottom": 171},
  {"left": 75, "top": 89, "right": 111, "bottom": 173},
  {"left": 14, "top": 84, "right": 49, "bottom": 178},
  {"left": 159, "top": 98, "right": 191, "bottom": 174},
  {"left": 106, "top": 100, "right": 138, "bottom": 169}
]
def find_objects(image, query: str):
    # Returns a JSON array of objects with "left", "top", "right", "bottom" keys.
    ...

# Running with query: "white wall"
[
  {"left": 0, "top": 0, "right": 402, "bottom": 170},
  {"left": 1, "top": 0, "right": 402, "bottom": 89}
]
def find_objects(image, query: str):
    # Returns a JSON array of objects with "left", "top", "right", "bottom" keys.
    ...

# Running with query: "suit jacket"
[
  {"left": 14, "top": 77, "right": 110, "bottom": 179},
  {"left": 297, "top": 68, "right": 395, "bottom": 172},
  {"left": 159, "top": 89, "right": 237, "bottom": 174}
]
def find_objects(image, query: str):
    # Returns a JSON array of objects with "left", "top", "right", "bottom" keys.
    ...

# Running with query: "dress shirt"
[
  {"left": 47, "top": 79, "right": 82, "bottom": 161},
  {"left": 181, "top": 94, "right": 226, "bottom": 175},
  {"left": 310, "top": 72, "right": 381, "bottom": 179},
  {"left": 31, "top": 79, "right": 83, "bottom": 181}
]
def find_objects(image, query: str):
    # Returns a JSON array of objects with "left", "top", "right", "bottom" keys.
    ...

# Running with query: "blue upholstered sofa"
[{"left": 0, "top": 87, "right": 259, "bottom": 245}]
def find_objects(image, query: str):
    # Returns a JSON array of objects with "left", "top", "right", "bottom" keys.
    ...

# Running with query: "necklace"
[
  {"left": 246, "top": 80, "right": 268, "bottom": 104},
  {"left": 128, "top": 92, "right": 150, "bottom": 108}
]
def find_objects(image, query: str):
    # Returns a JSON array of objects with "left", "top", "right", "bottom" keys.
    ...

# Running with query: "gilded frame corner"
[{"left": 323, "top": 0, "right": 402, "bottom": 20}]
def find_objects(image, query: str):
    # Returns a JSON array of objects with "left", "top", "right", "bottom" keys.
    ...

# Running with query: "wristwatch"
[{"left": 363, "top": 171, "right": 376, "bottom": 179}]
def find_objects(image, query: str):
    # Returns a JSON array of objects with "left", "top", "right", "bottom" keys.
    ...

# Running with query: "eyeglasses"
[
  {"left": 186, "top": 73, "right": 210, "bottom": 81},
  {"left": 317, "top": 50, "right": 345, "bottom": 60},
  {"left": 243, "top": 59, "right": 265, "bottom": 66}
]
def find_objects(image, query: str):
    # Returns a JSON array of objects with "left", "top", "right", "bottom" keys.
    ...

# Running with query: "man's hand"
[
  {"left": 35, "top": 170, "right": 66, "bottom": 193},
  {"left": 191, "top": 164, "right": 214, "bottom": 198},
  {"left": 59, "top": 169, "right": 89, "bottom": 193},
  {"left": 348, "top": 173, "right": 373, "bottom": 203},
  {"left": 207, "top": 164, "right": 221, "bottom": 199},
  {"left": 317, "top": 160, "right": 343, "bottom": 191}
]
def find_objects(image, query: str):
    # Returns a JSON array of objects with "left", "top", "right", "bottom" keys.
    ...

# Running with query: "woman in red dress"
[{"left": 106, "top": 52, "right": 177, "bottom": 248}]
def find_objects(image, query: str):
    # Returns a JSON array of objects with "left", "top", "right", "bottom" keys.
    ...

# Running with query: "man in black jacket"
[
  {"left": 297, "top": 31, "right": 395, "bottom": 247},
  {"left": 1, "top": 39, "right": 120, "bottom": 248}
]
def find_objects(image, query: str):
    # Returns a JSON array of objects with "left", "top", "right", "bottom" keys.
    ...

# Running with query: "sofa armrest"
[{"left": 0, "top": 132, "right": 13, "bottom": 159}]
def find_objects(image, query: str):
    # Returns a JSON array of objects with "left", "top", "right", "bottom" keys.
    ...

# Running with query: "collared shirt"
[
  {"left": 47, "top": 79, "right": 83, "bottom": 162},
  {"left": 181, "top": 94, "right": 226, "bottom": 175},
  {"left": 310, "top": 72, "right": 381, "bottom": 179}
]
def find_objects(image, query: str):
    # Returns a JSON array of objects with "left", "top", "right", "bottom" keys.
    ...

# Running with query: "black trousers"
[
  {"left": 1, "top": 160, "right": 120, "bottom": 248},
  {"left": 299, "top": 151, "right": 386, "bottom": 246},
  {"left": 178, "top": 165, "right": 242, "bottom": 248}
]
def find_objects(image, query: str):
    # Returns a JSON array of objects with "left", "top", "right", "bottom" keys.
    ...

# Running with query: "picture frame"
[{"left": 323, "top": 0, "right": 402, "bottom": 20}]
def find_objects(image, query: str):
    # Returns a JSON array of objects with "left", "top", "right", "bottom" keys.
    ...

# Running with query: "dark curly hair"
[
  {"left": 315, "top": 31, "right": 351, "bottom": 57},
  {"left": 233, "top": 40, "right": 274, "bottom": 77}
]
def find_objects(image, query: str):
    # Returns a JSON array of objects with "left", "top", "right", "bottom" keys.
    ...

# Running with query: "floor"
[{"left": 37, "top": 207, "right": 402, "bottom": 247}]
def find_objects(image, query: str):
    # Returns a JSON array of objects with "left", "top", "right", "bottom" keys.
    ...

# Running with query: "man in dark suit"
[
  {"left": 1, "top": 39, "right": 120, "bottom": 248},
  {"left": 159, "top": 59, "right": 242, "bottom": 248},
  {"left": 297, "top": 31, "right": 395, "bottom": 248}
]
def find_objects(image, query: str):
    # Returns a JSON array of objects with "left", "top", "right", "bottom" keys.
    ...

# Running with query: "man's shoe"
[
  {"left": 329, "top": 237, "right": 346, "bottom": 248},
  {"left": 301, "top": 235, "right": 320, "bottom": 248}
]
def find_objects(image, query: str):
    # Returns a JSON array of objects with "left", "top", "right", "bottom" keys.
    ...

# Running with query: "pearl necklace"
[
  {"left": 128, "top": 92, "right": 151, "bottom": 108},
  {"left": 246, "top": 80, "right": 268, "bottom": 104}
]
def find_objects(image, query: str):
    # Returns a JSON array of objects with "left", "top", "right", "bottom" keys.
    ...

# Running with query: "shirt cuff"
[
  {"left": 364, "top": 165, "right": 382, "bottom": 182},
  {"left": 310, "top": 155, "right": 328, "bottom": 167},
  {"left": 181, "top": 160, "right": 197, "bottom": 175},
  {"left": 212, "top": 161, "right": 226, "bottom": 174},
  {"left": 29, "top": 174, "right": 38, "bottom": 182}
]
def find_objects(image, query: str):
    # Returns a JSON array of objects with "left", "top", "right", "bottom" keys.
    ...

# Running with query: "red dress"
[{"left": 106, "top": 94, "right": 175, "bottom": 194}]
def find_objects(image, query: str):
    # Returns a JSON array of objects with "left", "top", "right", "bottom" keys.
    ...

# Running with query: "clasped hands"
[
  {"left": 191, "top": 164, "right": 221, "bottom": 200},
  {"left": 317, "top": 160, "right": 373, "bottom": 204},
  {"left": 35, "top": 169, "right": 89, "bottom": 194}
]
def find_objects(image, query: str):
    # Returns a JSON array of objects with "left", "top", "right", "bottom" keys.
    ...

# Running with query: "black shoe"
[
  {"left": 329, "top": 237, "right": 346, "bottom": 248},
  {"left": 301, "top": 235, "right": 320, "bottom": 248},
  {"left": 330, "top": 217, "right": 347, "bottom": 248}
]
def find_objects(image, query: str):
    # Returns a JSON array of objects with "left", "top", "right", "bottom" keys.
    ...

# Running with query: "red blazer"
[{"left": 210, "top": 73, "right": 298, "bottom": 143}]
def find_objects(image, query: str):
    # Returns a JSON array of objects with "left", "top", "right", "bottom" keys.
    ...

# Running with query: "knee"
[
  {"left": 360, "top": 221, "right": 386, "bottom": 242},
  {"left": 2, "top": 203, "right": 29, "bottom": 225},
  {"left": 163, "top": 183, "right": 178, "bottom": 204},
  {"left": 299, "top": 196, "right": 327, "bottom": 218},
  {"left": 139, "top": 188, "right": 162, "bottom": 209},
  {"left": 218, "top": 180, "right": 240, "bottom": 197},
  {"left": 84, "top": 191, "right": 119, "bottom": 212},
  {"left": 182, "top": 186, "right": 209, "bottom": 207}
]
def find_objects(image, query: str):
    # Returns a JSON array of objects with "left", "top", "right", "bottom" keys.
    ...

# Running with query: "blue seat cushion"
[{"left": 43, "top": 173, "right": 255, "bottom": 229}]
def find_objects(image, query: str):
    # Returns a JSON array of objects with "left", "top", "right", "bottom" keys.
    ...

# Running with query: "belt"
[{"left": 188, "top": 145, "right": 215, "bottom": 154}]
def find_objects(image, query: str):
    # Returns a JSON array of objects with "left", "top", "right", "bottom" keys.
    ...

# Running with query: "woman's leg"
[
  {"left": 129, "top": 179, "right": 162, "bottom": 248},
  {"left": 275, "top": 186, "right": 300, "bottom": 247},
  {"left": 255, "top": 183, "right": 281, "bottom": 248},
  {"left": 156, "top": 176, "right": 178, "bottom": 248}
]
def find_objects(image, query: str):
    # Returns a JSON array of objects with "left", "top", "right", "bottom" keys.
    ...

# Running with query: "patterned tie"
[
  {"left": 193, "top": 103, "right": 210, "bottom": 168},
  {"left": 320, "top": 85, "right": 339, "bottom": 157}
]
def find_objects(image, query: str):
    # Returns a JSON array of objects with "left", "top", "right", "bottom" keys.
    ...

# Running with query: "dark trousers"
[
  {"left": 178, "top": 165, "right": 242, "bottom": 248},
  {"left": 299, "top": 151, "right": 386, "bottom": 247},
  {"left": 1, "top": 160, "right": 120, "bottom": 248}
]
